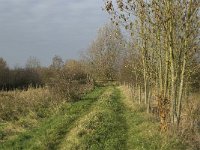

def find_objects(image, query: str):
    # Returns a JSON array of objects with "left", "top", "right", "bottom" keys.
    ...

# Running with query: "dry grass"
[
  {"left": 180, "top": 93, "right": 200, "bottom": 149},
  {"left": 0, "top": 87, "right": 59, "bottom": 121},
  {"left": 0, "top": 87, "right": 64, "bottom": 142},
  {"left": 118, "top": 86, "right": 146, "bottom": 112}
]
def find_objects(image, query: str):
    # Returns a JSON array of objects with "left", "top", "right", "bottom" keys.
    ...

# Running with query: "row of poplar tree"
[{"left": 102, "top": 0, "right": 199, "bottom": 129}]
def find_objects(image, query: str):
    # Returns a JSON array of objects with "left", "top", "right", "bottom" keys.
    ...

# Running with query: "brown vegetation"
[
  {"left": 47, "top": 58, "right": 94, "bottom": 102},
  {"left": 0, "top": 87, "right": 56, "bottom": 122}
]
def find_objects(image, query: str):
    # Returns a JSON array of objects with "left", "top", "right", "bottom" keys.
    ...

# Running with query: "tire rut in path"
[
  {"left": 58, "top": 87, "right": 128, "bottom": 150},
  {"left": 43, "top": 87, "right": 107, "bottom": 150},
  {"left": 0, "top": 87, "right": 106, "bottom": 150}
]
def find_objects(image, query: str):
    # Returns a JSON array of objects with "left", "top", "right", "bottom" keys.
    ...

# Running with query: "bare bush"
[{"left": 48, "top": 59, "right": 94, "bottom": 102}]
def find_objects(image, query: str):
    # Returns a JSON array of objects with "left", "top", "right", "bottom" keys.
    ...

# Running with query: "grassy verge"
[
  {"left": 119, "top": 86, "right": 188, "bottom": 150},
  {"left": 0, "top": 87, "right": 105, "bottom": 150},
  {"left": 59, "top": 86, "right": 127, "bottom": 150}
]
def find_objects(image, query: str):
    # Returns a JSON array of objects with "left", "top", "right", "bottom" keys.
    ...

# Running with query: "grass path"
[
  {"left": 58, "top": 86, "right": 127, "bottom": 150},
  {"left": 1, "top": 86, "right": 188, "bottom": 150}
]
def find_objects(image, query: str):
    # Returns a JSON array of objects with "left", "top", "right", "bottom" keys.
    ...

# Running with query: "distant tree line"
[{"left": 0, "top": 57, "right": 43, "bottom": 90}]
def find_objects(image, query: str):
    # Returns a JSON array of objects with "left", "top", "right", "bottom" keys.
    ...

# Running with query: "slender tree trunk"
[
  {"left": 177, "top": 54, "right": 186, "bottom": 127},
  {"left": 164, "top": 45, "right": 169, "bottom": 98},
  {"left": 158, "top": 31, "right": 163, "bottom": 94},
  {"left": 177, "top": 0, "right": 192, "bottom": 126},
  {"left": 167, "top": 0, "right": 176, "bottom": 124},
  {"left": 147, "top": 86, "right": 151, "bottom": 113},
  {"left": 139, "top": 84, "right": 141, "bottom": 104}
]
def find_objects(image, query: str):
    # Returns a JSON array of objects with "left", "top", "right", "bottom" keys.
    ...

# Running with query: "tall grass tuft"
[{"left": 0, "top": 86, "right": 65, "bottom": 142}]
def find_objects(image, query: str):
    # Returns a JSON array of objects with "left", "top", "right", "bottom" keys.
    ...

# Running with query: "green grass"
[
  {"left": 124, "top": 107, "right": 186, "bottom": 150},
  {"left": 120, "top": 86, "right": 188, "bottom": 150},
  {"left": 59, "top": 87, "right": 127, "bottom": 150},
  {"left": 0, "top": 87, "right": 105, "bottom": 150},
  {"left": 1, "top": 86, "right": 190, "bottom": 150}
]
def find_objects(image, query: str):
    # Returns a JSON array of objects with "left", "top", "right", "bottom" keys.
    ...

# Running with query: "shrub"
[{"left": 47, "top": 61, "right": 94, "bottom": 102}]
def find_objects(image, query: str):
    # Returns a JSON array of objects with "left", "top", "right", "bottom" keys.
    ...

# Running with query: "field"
[{"left": 0, "top": 85, "right": 194, "bottom": 150}]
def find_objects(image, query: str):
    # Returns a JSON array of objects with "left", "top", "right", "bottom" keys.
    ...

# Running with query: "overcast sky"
[{"left": 0, "top": 0, "right": 108, "bottom": 67}]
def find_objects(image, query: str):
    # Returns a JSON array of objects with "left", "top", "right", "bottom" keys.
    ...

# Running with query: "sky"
[{"left": 0, "top": 0, "right": 108, "bottom": 67}]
